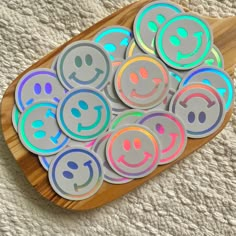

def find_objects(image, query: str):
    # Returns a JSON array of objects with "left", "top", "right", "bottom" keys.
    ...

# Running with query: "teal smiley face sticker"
[
  {"left": 133, "top": 1, "right": 183, "bottom": 55},
  {"left": 57, "top": 41, "right": 112, "bottom": 90},
  {"left": 157, "top": 14, "right": 213, "bottom": 70},
  {"left": 57, "top": 87, "right": 111, "bottom": 141}
]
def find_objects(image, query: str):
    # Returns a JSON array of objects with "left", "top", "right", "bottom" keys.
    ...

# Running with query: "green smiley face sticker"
[{"left": 156, "top": 14, "right": 213, "bottom": 70}]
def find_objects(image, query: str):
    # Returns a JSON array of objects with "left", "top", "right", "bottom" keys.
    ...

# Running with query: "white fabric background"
[{"left": 0, "top": 0, "right": 236, "bottom": 235}]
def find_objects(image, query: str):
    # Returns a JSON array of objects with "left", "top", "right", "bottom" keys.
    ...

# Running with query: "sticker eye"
[
  {"left": 130, "top": 72, "right": 139, "bottom": 84},
  {"left": 177, "top": 27, "right": 188, "bottom": 38},
  {"left": 139, "top": 67, "right": 148, "bottom": 79},
  {"left": 156, "top": 123, "right": 165, "bottom": 134},
  {"left": 33, "top": 130, "right": 46, "bottom": 139},
  {"left": 71, "top": 108, "right": 81, "bottom": 118},
  {"left": 133, "top": 138, "right": 141, "bottom": 150},
  {"left": 148, "top": 21, "right": 158, "bottom": 32},
  {"left": 188, "top": 111, "right": 195, "bottom": 123},
  {"left": 123, "top": 139, "right": 131, "bottom": 152},
  {"left": 63, "top": 171, "right": 74, "bottom": 179},
  {"left": 120, "top": 38, "right": 129, "bottom": 46},
  {"left": 45, "top": 83, "right": 52, "bottom": 94},
  {"left": 170, "top": 36, "right": 181, "bottom": 47},
  {"left": 104, "top": 43, "right": 116, "bottom": 52},
  {"left": 67, "top": 161, "right": 78, "bottom": 170},
  {"left": 85, "top": 54, "right": 93, "bottom": 66},
  {"left": 199, "top": 112, "right": 206, "bottom": 123},
  {"left": 78, "top": 100, "right": 88, "bottom": 110},
  {"left": 75, "top": 56, "right": 82, "bottom": 68},
  {"left": 32, "top": 120, "right": 44, "bottom": 129},
  {"left": 34, "top": 83, "right": 41, "bottom": 95},
  {"left": 156, "top": 14, "right": 166, "bottom": 25}
]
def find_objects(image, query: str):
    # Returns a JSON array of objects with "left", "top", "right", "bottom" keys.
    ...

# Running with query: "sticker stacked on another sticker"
[{"left": 12, "top": 0, "right": 234, "bottom": 201}]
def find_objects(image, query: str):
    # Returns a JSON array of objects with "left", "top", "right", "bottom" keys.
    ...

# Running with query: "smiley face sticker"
[
  {"left": 114, "top": 55, "right": 169, "bottom": 109},
  {"left": 48, "top": 147, "right": 103, "bottom": 200},
  {"left": 169, "top": 84, "right": 226, "bottom": 138},
  {"left": 157, "top": 13, "right": 213, "bottom": 70},
  {"left": 106, "top": 125, "right": 161, "bottom": 178},
  {"left": 18, "top": 101, "right": 70, "bottom": 156},
  {"left": 203, "top": 45, "right": 224, "bottom": 68},
  {"left": 138, "top": 111, "right": 187, "bottom": 165},
  {"left": 57, "top": 87, "right": 111, "bottom": 141},
  {"left": 15, "top": 69, "right": 67, "bottom": 112},
  {"left": 57, "top": 41, "right": 112, "bottom": 90},
  {"left": 134, "top": 1, "right": 183, "bottom": 55}
]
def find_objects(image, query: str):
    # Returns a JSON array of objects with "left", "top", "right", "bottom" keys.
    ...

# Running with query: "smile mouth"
[
  {"left": 77, "top": 105, "right": 103, "bottom": 132},
  {"left": 162, "top": 133, "right": 178, "bottom": 154},
  {"left": 118, "top": 152, "right": 152, "bottom": 168},
  {"left": 69, "top": 68, "right": 104, "bottom": 85},
  {"left": 74, "top": 160, "right": 93, "bottom": 191}
]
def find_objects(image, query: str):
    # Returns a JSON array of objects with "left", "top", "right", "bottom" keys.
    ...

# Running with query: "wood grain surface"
[{"left": 1, "top": 0, "right": 236, "bottom": 211}]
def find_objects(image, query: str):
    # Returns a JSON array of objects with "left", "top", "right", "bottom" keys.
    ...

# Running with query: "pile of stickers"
[{"left": 12, "top": 1, "right": 234, "bottom": 201}]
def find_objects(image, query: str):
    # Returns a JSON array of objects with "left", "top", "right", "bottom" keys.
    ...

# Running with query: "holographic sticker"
[
  {"left": 15, "top": 68, "right": 67, "bottom": 112},
  {"left": 94, "top": 26, "right": 132, "bottom": 61},
  {"left": 106, "top": 125, "right": 161, "bottom": 178},
  {"left": 110, "top": 109, "right": 145, "bottom": 130},
  {"left": 103, "top": 60, "right": 129, "bottom": 114},
  {"left": 125, "top": 39, "right": 146, "bottom": 58},
  {"left": 48, "top": 147, "right": 103, "bottom": 200},
  {"left": 180, "top": 66, "right": 234, "bottom": 111},
  {"left": 18, "top": 101, "right": 70, "bottom": 156},
  {"left": 169, "top": 84, "right": 226, "bottom": 138},
  {"left": 138, "top": 111, "right": 187, "bottom": 164},
  {"left": 156, "top": 13, "right": 213, "bottom": 70},
  {"left": 57, "top": 40, "right": 112, "bottom": 90},
  {"left": 39, "top": 140, "right": 94, "bottom": 171},
  {"left": 114, "top": 55, "right": 169, "bottom": 109},
  {"left": 12, "top": 105, "right": 21, "bottom": 132},
  {"left": 57, "top": 87, "right": 111, "bottom": 141},
  {"left": 133, "top": 1, "right": 183, "bottom": 55},
  {"left": 51, "top": 56, "right": 58, "bottom": 71},
  {"left": 154, "top": 70, "right": 182, "bottom": 110},
  {"left": 92, "top": 131, "right": 132, "bottom": 184},
  {"left": 203, "top": 45, "right": 224, "bottom": 68}
]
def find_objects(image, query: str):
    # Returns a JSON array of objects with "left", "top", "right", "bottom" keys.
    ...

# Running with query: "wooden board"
[{"left": 1, "top": 0, "right": 236, "bottom": 211}]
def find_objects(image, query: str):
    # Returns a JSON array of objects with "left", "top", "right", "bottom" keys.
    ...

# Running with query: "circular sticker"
[
  {"left": 134, "top": 1, "right": 183, "bottom": 55},
  {"left": 114, "top": 55, "right": 169, "bottom": 109},
  {"left": 110, "top": 109, "right": 145, "bottom": 130},
  {"left": 103, "top": 60, "right": 129, "bottom": 114},
  {"left": 169, "top": 84, "right": 226, "bottom": 138},
  {"left": 57, "top": 40, "right": 112, "bottom": 90},
  {"left": 48, "top": 147, "right": 103, "bottom": 200},
  {"left": 57, "top": 87, "right": 111, "bottom": 141},
  {"left": 93, "top": 131, "right": 132, "bottom": 184},
  {"left": 155, "top": 70, "right": 182, "bottom": 110},
  {"left": 125, "top": 39, "right": 145, "bottom": 58},
  {"left": 15, "top": 69, "right": 67, "bottom": 112},
  {"left": 94, "top": 26, "right": 133, "bottom": 61},
  {"left": 180, "top": 66, "right": 234, "bottom": 111},
  {"left": 156, "top": 13, "right": 213, "bottom": 70},
  {"left": 203, "top": 45, "right": 224, "bottom": 68},
  {"left": 106, "top": 125, "right": 161, "bottom": 178},
  {"left": 18, "top": 101, "right": 70, "bottom": 156},
  {"left": 12, "top": 105, "right": 21, "bottom": 132},
  {"left": 138, "top": 111, "right": 187, "bottom": 164},
  {"left": 51, "top": 56, "right": 58, "bottom": 71}
]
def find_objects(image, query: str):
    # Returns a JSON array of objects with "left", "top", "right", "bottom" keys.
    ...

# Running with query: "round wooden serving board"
[{"left": 1, "top": 0, "right": 236, "bottom": 211}]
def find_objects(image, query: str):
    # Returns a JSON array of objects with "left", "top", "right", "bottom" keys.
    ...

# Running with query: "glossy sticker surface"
[
  {"left": 114, "top": 55, "right": 169, "bottom": 109},
  {"left": 106, "top": 125, "right": 161, "bottom": 178},
  {"left": 57, "top": 41, "right": 112, "bottom": 90},
  {"left": 169, "top": 84, "right": 226, "bottom": 138},
  {"left": 48, "top": 147, "right": 103, "bottom": 200},
  {"left": 18, "top": 101, "right": 70, "bottom": 155},
  {"left": 203, "top": 45, "right": 224, "bottom": 68},
  {"left": 57, "top": 87, "right": 111, "bottom": 141},
  {"left": 156, "top": 14, "right": 213, "bottom": 70},
  {"left": 138, "top": 111, "right": 187, "bottom": 164},
  {"left": 125, "top": 39, "right": 145, "bottom": 58}
]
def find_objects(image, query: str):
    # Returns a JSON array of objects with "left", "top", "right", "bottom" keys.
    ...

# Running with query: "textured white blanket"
[{"left": 0, "top": 0, "right": 236, "bottom": 235}]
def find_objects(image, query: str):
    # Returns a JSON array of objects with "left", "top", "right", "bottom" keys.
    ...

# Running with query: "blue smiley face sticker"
[
  {"left": 94, "top": 26, "right": 133, "bottom": 61},
  {"left": 48, "top": 147, "right": 103, "bottom": 200},
  {"left": 57, "top": 87, "right": 111, "bottom": 141},
  {"left": 157, "top": 14, "right": 213, "bottom": 70},
  {"left": 18, "top": 101, "right": 70, "bottom": 156},
  {"left": 15, "top": 69, "right": 67, "bottom": 112}
]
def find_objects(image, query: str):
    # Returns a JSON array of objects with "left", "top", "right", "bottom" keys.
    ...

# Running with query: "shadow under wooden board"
[{"left": 1, "top": 0, "right": 236, "bottom": 211}]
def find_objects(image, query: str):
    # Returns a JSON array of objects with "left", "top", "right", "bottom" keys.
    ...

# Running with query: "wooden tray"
[{"left": 1, "top": 0, "right": 236, "bottom": 211}]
